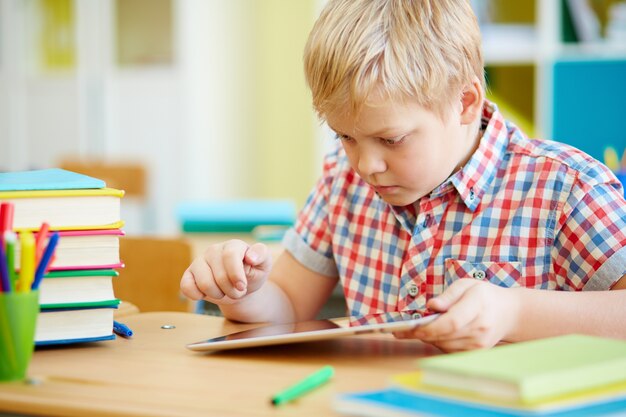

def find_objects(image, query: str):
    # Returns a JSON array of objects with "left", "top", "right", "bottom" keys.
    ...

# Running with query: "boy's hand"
[
  {"left": 180, "top": 240, "right": 272, "bottom": 305},
  {"left": 394, "top": 279, "right": 520, "bottom": 352}
]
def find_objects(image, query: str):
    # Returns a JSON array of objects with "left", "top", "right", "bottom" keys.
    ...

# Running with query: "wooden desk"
[{"left": 0, "top": 312, "right": 440, "bottom": 417}]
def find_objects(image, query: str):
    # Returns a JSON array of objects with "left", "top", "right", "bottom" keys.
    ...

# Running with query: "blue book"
[
  {"left": 0, "top": 168, "right": 105, "bottom": 191},
  {"left": 334, "top": 387, "right": 626, "bottom": 417},
  {"left": 177, "top": 199, "right": 296, "bottom": 233},
  {"left": 35, "top": 334, "right": 116, "bottom": 347}
]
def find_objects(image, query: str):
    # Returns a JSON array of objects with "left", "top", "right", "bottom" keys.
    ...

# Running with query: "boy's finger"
[
  {"left": 188, "top": 260, "right": 227, "bottom": 300},
  {"left": 180, "top": 269, "right": 206, "bottom": 300},
  {"left": 418, "top": 293, "right": 479, "bottom": 339},
  {"left": 244, "top": 243, "right": 271, "bottom": 271},
  {"left": 219, "top": 240, "right": 251, "bottom": 296},
  {"left": 211, "top": 257, "right": 246, "bottom": 299},
  {"left": 430, "top": 336, "right": 482, "bottom": 353}
]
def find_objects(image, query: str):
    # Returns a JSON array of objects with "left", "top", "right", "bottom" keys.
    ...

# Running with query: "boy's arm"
[
  {"left": 219, "top": 251, "right": 339, "bottom": 323},
  {"left": 396, "top": 275, "right": 626, "bottom": 352},
  {"left": 507, "top": 274, "right": 626, "bottom": 341},
  {"left": 400, "top": 275, "right": 626, "bottom": 352}
]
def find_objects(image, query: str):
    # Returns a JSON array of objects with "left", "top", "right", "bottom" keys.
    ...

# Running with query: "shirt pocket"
[{"left": 444, "top": 258, "right": 523, "bottom": 288}]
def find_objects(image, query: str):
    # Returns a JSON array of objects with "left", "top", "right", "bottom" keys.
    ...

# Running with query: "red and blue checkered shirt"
[{"left": 283, "top": 101, "right": 626, "bottom": 318}]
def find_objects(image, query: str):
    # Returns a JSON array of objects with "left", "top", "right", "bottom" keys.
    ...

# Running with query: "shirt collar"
[
  {"left": 430, "top": 100, "right": 511, "bottom": 212},
  {"left": 377, "top": 100, "right": 512, "bottom": 231}
]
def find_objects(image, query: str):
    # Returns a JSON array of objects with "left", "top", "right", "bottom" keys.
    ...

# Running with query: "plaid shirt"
[{"left": 283, "top": 101, "right": 626, "bottom": 318}]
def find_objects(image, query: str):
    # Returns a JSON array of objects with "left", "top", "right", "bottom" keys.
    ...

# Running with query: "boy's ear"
[{"left": 459, "top": 78, "right": 483, "bottom": 125}]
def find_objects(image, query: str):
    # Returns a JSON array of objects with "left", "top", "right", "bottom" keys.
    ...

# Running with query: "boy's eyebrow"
[
  {"left": 365, "top": 126, "right": 405, "bottom": 138},
  {"left": 328, "top": 124, "right": 404, "bottom": 138}
]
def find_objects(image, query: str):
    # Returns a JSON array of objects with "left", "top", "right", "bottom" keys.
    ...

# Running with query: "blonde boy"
[{"left": 181, "top": 0, "right": 626, "bottom": 351}]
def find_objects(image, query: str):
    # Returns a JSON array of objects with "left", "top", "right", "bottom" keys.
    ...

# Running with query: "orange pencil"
[
  {"left": 621, "top": 148, "right": 626, "bottom": 171},
  {"left": 35, "top": 222, "right": 50, "bottom": 264}
]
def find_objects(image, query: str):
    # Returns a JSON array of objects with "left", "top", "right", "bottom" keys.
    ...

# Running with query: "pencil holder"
[{"left": 0, "top": 291, "right": 39, "bottom": 382}]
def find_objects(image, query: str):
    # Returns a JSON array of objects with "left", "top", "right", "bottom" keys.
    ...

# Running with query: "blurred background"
[{"left": 1, "top": 0, "right": 625, "bottom": 237}]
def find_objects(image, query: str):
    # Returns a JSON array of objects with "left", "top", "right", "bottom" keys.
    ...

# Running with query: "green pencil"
[{"left": 271, "top": 365, "right": 335, "bottom": 406}]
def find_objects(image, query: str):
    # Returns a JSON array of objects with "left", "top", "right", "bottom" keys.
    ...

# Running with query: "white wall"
[{"left": 0, "top": 0, "right": 261, "bottom": 235}]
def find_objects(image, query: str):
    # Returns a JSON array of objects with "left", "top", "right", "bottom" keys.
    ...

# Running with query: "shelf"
[
  {"left": 481, "top": 24, "right": 539, "bottom": 65},
  {"left": 556, "top": 41, "right": 626, "bottom": 60}
]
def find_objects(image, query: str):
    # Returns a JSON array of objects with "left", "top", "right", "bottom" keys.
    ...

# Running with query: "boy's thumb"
[{"left": 427, "top": 279, "right": 474, "bottom": 312}]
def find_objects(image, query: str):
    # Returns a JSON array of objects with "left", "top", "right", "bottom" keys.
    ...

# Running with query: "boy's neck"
[{"left": 452, "top": 120, "right": 483, "bottom": 174}]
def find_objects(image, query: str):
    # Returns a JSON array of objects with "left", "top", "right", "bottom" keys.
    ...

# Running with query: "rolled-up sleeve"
[{"left": 282, "top": 150, "right": 339, "bottom": 277}]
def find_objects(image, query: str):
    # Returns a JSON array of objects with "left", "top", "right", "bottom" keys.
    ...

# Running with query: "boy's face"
[{"left": 326, "top": 92, "right": 479, "bottom": 207}]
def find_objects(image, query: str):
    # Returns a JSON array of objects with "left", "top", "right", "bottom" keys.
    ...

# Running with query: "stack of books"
[
  {"left": 0, "top": 168, "right": 125, "bottom": 345},
  {"left": 334, "top": 334, "right": 626, "bottom": 416}
]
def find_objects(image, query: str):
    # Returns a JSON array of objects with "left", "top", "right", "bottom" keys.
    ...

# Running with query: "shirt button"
[
  {"left": 412, "top": 312, "right": 422, "bottom": 320},
  {"left": 408, "top": 283, "right": 419, "bottom": 297},
  {"left": 472, "top": 270, "right": 486, "bottom": 280}
]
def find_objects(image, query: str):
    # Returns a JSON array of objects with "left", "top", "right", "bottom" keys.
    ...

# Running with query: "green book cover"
[
  {"left": 40, "top": 299, "right": 120, "bottom": 310},
  {"left": 418, "top": 334, "right": 626, "bottom": 404},
  {"left": 44, "top": 269, "right": 119, "bottom": 279},
  {"left": 39, "top": 270, "right": 120, "bottom": 309}
]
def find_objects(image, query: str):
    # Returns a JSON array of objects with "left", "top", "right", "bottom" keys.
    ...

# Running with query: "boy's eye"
[
  {"left": 335, "top": 133, "right": 352, "bottom": 142},
  {"left": 380, "top": 136, "right": 406, "bottom": 146}
]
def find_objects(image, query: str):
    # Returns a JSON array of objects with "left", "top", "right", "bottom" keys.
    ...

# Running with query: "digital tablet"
[{"left": 186, "top": 312, "right": 439, "bottom": 352}]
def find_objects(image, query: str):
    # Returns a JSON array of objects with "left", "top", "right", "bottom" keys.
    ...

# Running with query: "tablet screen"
[{"left": 186, "top": 311, "right": 438, "bottom": 352}]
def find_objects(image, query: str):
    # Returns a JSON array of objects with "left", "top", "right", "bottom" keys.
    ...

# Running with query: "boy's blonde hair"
[{"left": 304, "top": 0, "right": 484, "bottom": 119}]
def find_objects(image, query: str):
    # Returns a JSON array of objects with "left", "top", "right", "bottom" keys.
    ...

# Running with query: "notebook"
[{"left": 417, "top": 334, "right": 626, "bottom": 404}]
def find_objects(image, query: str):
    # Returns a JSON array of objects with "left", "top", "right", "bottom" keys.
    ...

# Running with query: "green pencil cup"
[{"left": 0, "top": 291, "right": 39, "bottom": 382}]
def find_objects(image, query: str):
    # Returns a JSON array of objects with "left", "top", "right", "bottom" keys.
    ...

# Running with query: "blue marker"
[
  {"left": 31, "top": 231, "right": 60, "bottom": 290},
  {"left": 0, "top": 243, "right": 10, "bottom": 293},
  {"left": 113, "top": 321, "right": 134, "bottom": 338}
]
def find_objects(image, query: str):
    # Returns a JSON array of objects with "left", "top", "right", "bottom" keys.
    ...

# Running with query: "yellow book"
[{"left": 0, "top": 169, "right": 125, "bottom": 231}]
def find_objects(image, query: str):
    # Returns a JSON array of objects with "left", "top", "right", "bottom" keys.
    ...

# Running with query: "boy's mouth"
[{"left": 373, "top": 185, "right": 399, "bottom": 194}]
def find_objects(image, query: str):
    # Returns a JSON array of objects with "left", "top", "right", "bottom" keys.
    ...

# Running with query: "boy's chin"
[{"left": 378, "top": 191, "right": 424, "bottom": 207}]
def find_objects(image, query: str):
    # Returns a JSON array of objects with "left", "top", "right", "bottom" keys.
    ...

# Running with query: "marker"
[
  {"left": 0, "top": 243, "right": 10, "bottom": 293},
  {"left": 5, "top": 232, "right": 17, "bottom": 291},
  {"left": 271, "top": 365, "right": 334, "bottom": 406},
  {"left": 31, "top": 231, "right": 59, "bottom": 290},
  {"left": 35, "top": 222, "right": 50, "bottom": 264},
  {"left": 0, "top": 202, "right": 12, "bottom": 247},
  {"left": 17, "top": 232, "right": 35, "bottom": 292},
  {"left": 113, "top": 321, "right": 134, "bottom": 338}
]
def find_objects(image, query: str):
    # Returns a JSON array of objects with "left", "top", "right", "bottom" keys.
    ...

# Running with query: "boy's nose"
[{"left": 357, "top": 150, "right": 386, "bottom": 176}]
